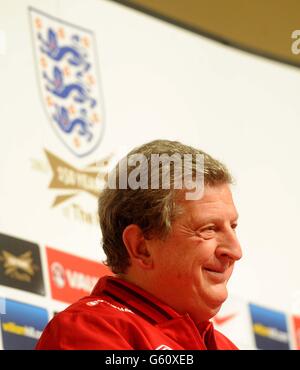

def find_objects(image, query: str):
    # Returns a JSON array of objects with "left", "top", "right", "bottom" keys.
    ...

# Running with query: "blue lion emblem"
[
  {"left": 30, "top": 5, "right": 105, "bottom": 157},
  {"left": 53, "top": 105, "right": 93, "bottom": 142},
  {"left": 38, "top": 28, "right": 90, "bottom": 76},
  {"left": 43, "top": 66, "right": 96, "bottom": 108}
]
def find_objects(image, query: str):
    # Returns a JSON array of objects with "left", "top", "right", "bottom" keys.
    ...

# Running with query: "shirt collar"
[
  {"left": 92, "top": 275, "right": 181, "bottom": 325},
  {"left": 91, "top": 275, "right": 213, "bottom": 339}
]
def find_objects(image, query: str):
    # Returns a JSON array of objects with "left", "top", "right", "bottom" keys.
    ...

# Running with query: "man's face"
[{"left": 148, "top": 184, "right": 242, "bottom": 323}]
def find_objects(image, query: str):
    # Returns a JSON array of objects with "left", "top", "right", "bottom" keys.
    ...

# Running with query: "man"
[{"left": 36, "top": 140, "right": 242, "bottom": 350}]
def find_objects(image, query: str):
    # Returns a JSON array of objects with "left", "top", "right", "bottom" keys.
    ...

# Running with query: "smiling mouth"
[
  {"left": 204, "top": 267, "right": 226, "bottom": 274},
  {"left": 203, "top": 267, "right": 229, "bottom": 282}
]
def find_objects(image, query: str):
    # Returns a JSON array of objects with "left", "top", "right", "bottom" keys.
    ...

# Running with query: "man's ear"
[{"left": 122, "top": 224, "right": 153, "bottom": 269}]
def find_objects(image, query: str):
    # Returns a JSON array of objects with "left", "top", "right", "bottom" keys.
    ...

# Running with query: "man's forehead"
[
  {"left": 181, "top": 184, "right": 234, "bottom": 204},
  {"left": 188, "top": 201, "right": 238, "bottom": 218},
  {"left": 179, "top": 184, "right": 238, "bottom": 219}
]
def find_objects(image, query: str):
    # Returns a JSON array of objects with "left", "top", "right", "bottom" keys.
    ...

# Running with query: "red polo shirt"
[{"left": 36, "top": 276, "right": 238, "bottom": 350}]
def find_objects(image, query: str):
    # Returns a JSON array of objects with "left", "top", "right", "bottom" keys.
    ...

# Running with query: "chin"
[
  {"left": 207, "top": 287, "right": 228, "bottom": 308},
  {"left": 199, "top": 305, "right": 222, "bottom": 322}
]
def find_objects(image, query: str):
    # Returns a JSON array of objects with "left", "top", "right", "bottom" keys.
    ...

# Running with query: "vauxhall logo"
[
  {"left": 51, "top": 261, "right": 98, "bottom": 293},
  {"left": 46, "top": 247, "right": 111, "bottom": 303}
]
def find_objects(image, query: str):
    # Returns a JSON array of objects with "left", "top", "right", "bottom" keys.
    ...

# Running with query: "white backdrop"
[{"left": 1, "top": 0, "right": 300, "bottom": 349}]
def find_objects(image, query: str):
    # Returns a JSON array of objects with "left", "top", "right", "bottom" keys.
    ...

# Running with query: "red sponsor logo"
[
  {"left": 46, "top": 247, "right": 112, "bottom": 304},
  {"left": 292, "top": 316, "right": 300, "bottom": 349},
  {"left": 213, "top": 313, "right": 236, "bottom": 326}
]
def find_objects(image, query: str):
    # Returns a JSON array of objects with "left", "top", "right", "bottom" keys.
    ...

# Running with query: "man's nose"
[{"left": 216, "top": 229, "right": 243, "bottom": 261}]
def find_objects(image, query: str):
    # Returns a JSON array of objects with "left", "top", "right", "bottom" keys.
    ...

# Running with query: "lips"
[
  {"left": 203, "top": 266, "right": 227, "bottom": 274},
  {"left": 203, "top": 264, "right": 232, "bottom": 282}
]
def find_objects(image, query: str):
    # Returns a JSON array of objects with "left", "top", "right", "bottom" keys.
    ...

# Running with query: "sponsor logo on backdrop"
[
  {"left": 292, "top": 316, "right": 300, "bottom": 349},
  {"left": 213, "top": 313, "right": 236, "bottom": 326},
  {"left": 29, "top": 7, "right": 105, "bottom": 157},
  {"left": 31, "top": 149, "right": 113, "bottom": 225},
  {"left": 0, "top": 298, "right": 48, "bottom": 350},
  {"left": 0, "top": 233, "right": 45, "bottom": 295},
  {"left": 44, "top": 149, "right": 110, "bottom": 206},
  {"left": 249, "top": 303, "right": 290, "bottom": 350},
  {"left": 46, "top": 247, "right": 112, "bottom": 304},
  {"left": 212, "top": 296, "right": 255, "bottom": 349}
]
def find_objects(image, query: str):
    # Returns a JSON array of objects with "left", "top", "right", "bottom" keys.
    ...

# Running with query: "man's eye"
[
  {"left": 205, "top": 226, "right": 216, "bottom": 231},
  {"left": 199, "top": 226, "right": 216, "bottom": 233},
  {"left": 196, "top": 227, "right": 216, "bottom": 239}
]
